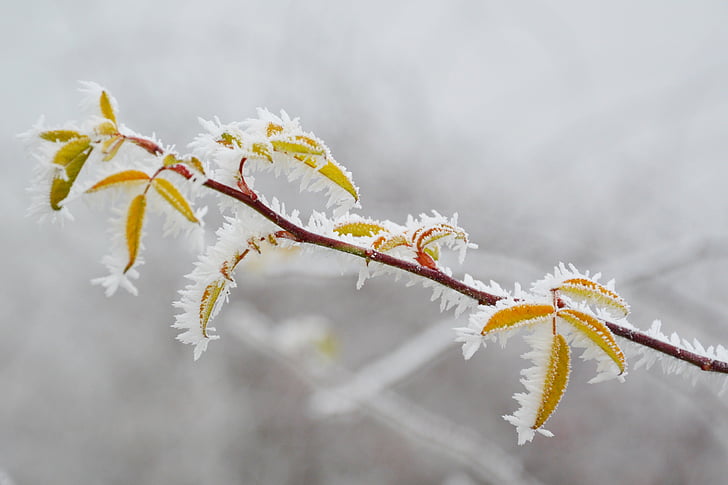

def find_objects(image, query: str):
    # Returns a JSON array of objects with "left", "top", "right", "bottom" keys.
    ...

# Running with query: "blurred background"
[{"left": 3, "top": 1, "right": 728, "bottom": 483}]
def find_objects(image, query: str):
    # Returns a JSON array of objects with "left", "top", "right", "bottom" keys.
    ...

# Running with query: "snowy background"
[{"left": 3, "top": 1, "right": 728, "bottom": 483}]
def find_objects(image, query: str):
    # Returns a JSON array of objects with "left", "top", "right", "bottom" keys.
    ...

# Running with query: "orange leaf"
[
  {"left": 557, "top": 278, "right": 629, "bottom": 317},
  {"left": 86, "top": 170, "right": 151, "bottom": 193},
  {"left": 557, "top": 309, "right": 626, "bottom": 374},
  {"left": 372, "top": 234, "right": 409, "bottom": 252},
  {"left": 533, "top": 334, "right": 570, "bottom": 430},
  {"left": 481, "top": 303, "right": 554, "bottom": 335}
]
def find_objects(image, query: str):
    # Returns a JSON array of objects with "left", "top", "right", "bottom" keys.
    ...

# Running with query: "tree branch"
[{"left": 166, "top": 161, "right": 728, "bottom": 376}]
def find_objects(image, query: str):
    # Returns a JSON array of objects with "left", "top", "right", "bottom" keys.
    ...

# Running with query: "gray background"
[{"left": 3, "top": 1, "right": 728, "bottom": 483}]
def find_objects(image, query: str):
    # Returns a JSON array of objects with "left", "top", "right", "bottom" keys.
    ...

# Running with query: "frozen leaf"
[
  {"left": 557, "top": 278, "right": 629, "bottom": 318},
  {"left": 413, "top": 224, "right": 467, "bottom": 251},
  {"left": 318, "top": 160, "right": 359, "bottom": 201},
  {"left": 271, "top": 138, "right": 325, "bottom": 156},
  {"left": 481, "top": 303, "right": 554, "bottom": 335},
  {"left": 199, "top": 280, "right": 227, "bottom": 338},
  {"left": 95, "top": 120, "right": 117, "bottom": 136},
  {"left": 423, "top": 245, "right": 440, "bottom": 261},
  {"left": 218, "top": 132, "right": 242, "bottom": 148},
  {"left": 334, "top": 221, "right": 386, "bottom": 237},
  {"left": 251, "top": 142, "right": 273, "bottom": 162},
  {"left": 186, "top": 156, "right": 206, "bottom": 175},
  {"left": 99, "top": 90, "right": 117, "bottom": 125},
  {"left": 152, "top": 178, "right": 199, "bottom": 223},
  {"left": 124, "top": 194, "right": 146, "bottom": 273},
  {"left": 372, "top": 234, "right": 409, "bottom": 252},
  {"left": 266, "top": 122, "right": 283, "bottom": 136},
  {"left": 533, "top": 333, "right": 571, "bottom": 430},
  {"left": 86, "top": 170, "right": 150, "bottom": 192},
  {"left": 49, "top": 141, "right": 92, "bottom": 210},
  {"left": 39, "top": 130, "right": 83, "bottom": 143},
  {"left": 162, "top": 154, "right": 179, "bottom": 166},
  {"left": 52, "top": 137, "right": 91, "bottom": 167},
  {"left": 100, "top": 135, "right": 125, "bottom": 161},
  {"left": 557, "top": 309, "right": 626, "bottom": 374}
]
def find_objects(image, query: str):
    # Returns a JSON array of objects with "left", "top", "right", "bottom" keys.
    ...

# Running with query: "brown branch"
[{"left": 166, "top": 165, "right": 728, "bottom": 376}]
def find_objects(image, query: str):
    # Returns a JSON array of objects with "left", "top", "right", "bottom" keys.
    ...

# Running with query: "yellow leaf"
[
  {"left": 95, "top": 120, "right": 117, "bottom": 136},
  {"left": 101, "top": 136, "right": 125, "bottom": 161},
  {"left": 124, "top": 194, "right": 146, "bottom": 273},
  {"left": 99, "top": 91, "right": 117, "bottom": 125},
  {"left": 334, "top": 221, "right": 386, "bottom": 237},
  {"left": 185, "top": 156, "right": 206, "bottom": 175},
  {"left": 557, "top": 309, "right": 626, "bottom": 374},
  {"left": 423, "top": 245, "right": 440, "bottom": 261},
  {"left": 39, "top": 130, "right": 83, "bottom": 143},
  {"left": 318, "top": 160, "right": 359, "bottom": 201},
  {"left": 557, "top": 278, "right": 629, "bottom": 318},
  {"left": 163, "top": 154, "right": 179, "bottom": 166},
  {"left": 199, "top": 280, "right": 227, "bottom": 339},
  {"left": 219, "top": 132, "right": 242, "bottom": 148},
  {"left": 294, "top": 154, "right": 319, "bottom": 169},
  {"left": 251, "top": 142, "right": 273, "bottom": 162},
  {"left": 152, "top": 178, "right": 199, "bottom": 223},
  {"left": 49, "top": 142, "right": 92, "bottom": 210},
  {"left": 86, "top": 170, "right": 150, "bottom": 193},
  {"left": 271, "top": 139, "right": 326, "bottom": 156},
  {"left": 481, "top": 303, "right": 554, "bottom": 335},
  {"left": 266, "top": 123, "right": 283, "bottom": 137},
  {"left": 533, "top": 334, "right": 570, "bottom": 430},
  {"left": 52, "top": 137, "right": 91, "bottom": 167}
]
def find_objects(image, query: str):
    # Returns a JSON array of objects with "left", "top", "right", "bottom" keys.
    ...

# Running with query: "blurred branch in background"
[{"left": 226, "top": 303, "right": 543, "bottom": 485}]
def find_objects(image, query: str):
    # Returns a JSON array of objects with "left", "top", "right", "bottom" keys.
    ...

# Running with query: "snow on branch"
[{"left": 23, "top": 83, "right": 728, "bottom": 445}]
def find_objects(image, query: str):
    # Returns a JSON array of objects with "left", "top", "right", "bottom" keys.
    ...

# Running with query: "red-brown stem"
[{"left": 167, "top": 160, "right": 728, "bottom": 375}]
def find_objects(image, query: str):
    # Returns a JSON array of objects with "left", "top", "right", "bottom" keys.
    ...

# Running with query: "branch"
[{"left": 173, "top": 170, "right": 728, "bottom": 376}]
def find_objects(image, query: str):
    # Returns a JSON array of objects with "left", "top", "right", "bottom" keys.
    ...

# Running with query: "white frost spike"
[
  {"left": 172, "top": 207, "right": 296, "bottom": 359},
  {"left": 562, "top": 323, "right": 625, "bottom": 384},
  {"left": 90, "top": 207, "right": 144, "bottom": 296},
  {"left": 503, "top": 325, "right": 564, "bottom": 445}
]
